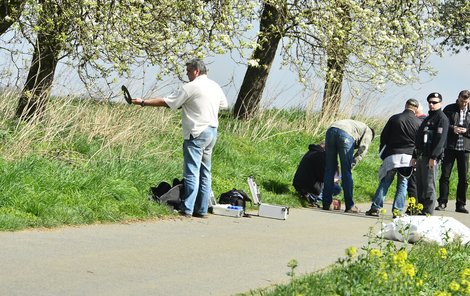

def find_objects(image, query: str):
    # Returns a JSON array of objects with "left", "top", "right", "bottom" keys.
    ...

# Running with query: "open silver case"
[{"left": 247, "top": 176, "right": 289, "bottom": 220}]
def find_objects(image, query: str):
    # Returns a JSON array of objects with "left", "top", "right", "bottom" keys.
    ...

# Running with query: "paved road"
[{"left": 1, "top": 202, "right": 469, "bottom": 296}]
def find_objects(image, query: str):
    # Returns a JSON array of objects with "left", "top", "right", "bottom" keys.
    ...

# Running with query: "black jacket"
[
  {"left": 443, "top": 102, "right": 470, "bottom": 151},
  {"left": 413, "top": 109, "right": 449, "bottom": 160},
  {"left": 380, "top": 109, "right": 422, "bottom": 159},
  {"left": 293, "top": 144, "right": 325, "bottom": 195}
]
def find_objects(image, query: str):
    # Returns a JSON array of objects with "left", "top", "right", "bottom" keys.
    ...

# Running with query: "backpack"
[
  {"left": 218, "top": 189, "right": 252, "bottom": 210},
  {"left": 150, "top": 178, "right": 184, "bottom": 211}
]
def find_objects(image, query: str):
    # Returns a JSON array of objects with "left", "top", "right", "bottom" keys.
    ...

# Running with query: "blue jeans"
[
  {"left": 181, "top": 127, "right": 217, "bottom": 215},
  {"left": 370, "top": 169, "right": 408, "bottom": 213},
  {"left": 317, "top": 183, "right": 342, "bottom": 201},
  {"left": 323, "top": 127, "right": 355, "bottom": 210}
]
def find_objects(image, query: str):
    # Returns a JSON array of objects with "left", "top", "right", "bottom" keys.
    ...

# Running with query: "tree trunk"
[
  {"left": 233, "top": 2, "right": 285, "bottom": 119},
  {"left": 15, "top": 0, "right": 63, "bottom": 120},
  {"left": 320, "top": 3, "right": 351, "bottom": 120},
  {"left": 15, "top": 36, "right": 60, "bottom": 120},
  {"left": 321, "top": 56, "right": 345, "bottom": 118}
]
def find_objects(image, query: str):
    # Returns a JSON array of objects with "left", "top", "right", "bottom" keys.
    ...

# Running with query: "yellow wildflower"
[
  {"left": 401, "top": 262, "right": 416, "bottom": 278},
  {"left": 434, "top": 292, "right": 451, "bottom": 296},
  {"left": 417, "top": 203, "right": 424, "bottom": 211},
  {"left": 393, "top": 208, "right": 401, "bottom": 217},
  {"left": 369, "top": 249, "right": 382, "bottom": 258},
  {"left": 346, "top": 247, "right": 357, "bottom": 258},
  {"left": 408, "top": 197, "right": 416, "bottom": 205},
  {"left": 380, "top": 208, "right": 387, "bottom": 215},
  {"left": 438, "top": 247, "right": 447, "bottom": 259},
  {"left": 416, "top": 278, "right": 424, "bottom": 288},
  {"left": 378, "top": 271, "right": 388, "bottom": 282},
  {"left": 449, "top": 280, "right": 460, "bottom": 292},
  {"left": 462, "top": 268, "right": 470, "bottom": 279},
  {"left": 393, "top": 249, "right": 408, "bottom": 265}
]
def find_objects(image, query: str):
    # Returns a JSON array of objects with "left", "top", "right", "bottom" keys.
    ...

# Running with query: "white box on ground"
[
  {"left": 258, "top": 203, "right": 289, "bottom": 220},
  {"left": 247, "top": 176, "right": 289, "bottom": 220},
  {"left": 211, "top": 204, "right": 244, "bottom": 218}
]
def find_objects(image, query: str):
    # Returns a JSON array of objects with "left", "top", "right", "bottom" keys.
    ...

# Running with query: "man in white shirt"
[{"left": 132, "top": 59, "right": 228, "bottom": 218}]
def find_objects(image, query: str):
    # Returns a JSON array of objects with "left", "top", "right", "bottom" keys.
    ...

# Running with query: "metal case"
[{"left": 247, "top": 176, "right": 289, "bottom": 220}]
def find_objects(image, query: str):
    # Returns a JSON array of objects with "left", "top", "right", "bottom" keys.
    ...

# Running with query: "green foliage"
[
  {"left": 0, "top": 93, "right": 463, "bottom": 231},
  {"left": 247, "top": 239, "right": 470, "bottom": 296},
  {"left": 279, "top": 0, "right": 443, "bottom": 87},
  {"left": 5, "top": 0, "right": 258, "bottom": 88},
  {"left": 438, "top": 0, "right": 470, "bottom": 53},
  {"left": 0, "top": 93, "right": 389, "bottom": 230}
]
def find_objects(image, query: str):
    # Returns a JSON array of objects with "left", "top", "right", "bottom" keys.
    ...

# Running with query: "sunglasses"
[{"left": 428, "top": 101, "right": 440, "bottom": 105}]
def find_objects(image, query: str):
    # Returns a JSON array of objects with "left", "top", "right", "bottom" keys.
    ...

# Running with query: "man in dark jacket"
[
  {"left": 366, "top": 99, "right": 421, "bottom": 217},
  {"left": 411, "top": 92, "right": 449, "bottom": 215},
  {"left": 437, "top": 90, "right": 470, "bottom": 214},
  {"left": 293, "top": 143, "right": 341, "bottom": 206}
]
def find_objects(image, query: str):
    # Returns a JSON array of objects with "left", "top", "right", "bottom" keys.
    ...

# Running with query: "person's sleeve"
[
  {"left": 219, "top": 90, "right": 228, "bottom": 110},
  {"left": 163, "top": 88, "right": 188, "bottom": 110},
  {"left": 353, "top": 127, "right": 373, "bottom": 165},
  {"left": 430, "top": 115, "right": 449, "bottom": 159},
  {"left": 379, "top": 119, "right": 390, "bottom": 152},
  {"left": 464, "top": 111, "right": 470, "bottom": 138},
  {"left": 443, "top": 105, "right": 454, "bottom": 134}
]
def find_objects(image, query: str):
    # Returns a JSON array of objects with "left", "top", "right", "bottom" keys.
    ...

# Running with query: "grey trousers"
[{"left": 416, "top": 156, "right": 439, "bottom": 215}]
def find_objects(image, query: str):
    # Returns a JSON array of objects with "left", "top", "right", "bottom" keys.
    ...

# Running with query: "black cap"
[{"left": 427, "top": 92, "right": 442, "bottom": 102}]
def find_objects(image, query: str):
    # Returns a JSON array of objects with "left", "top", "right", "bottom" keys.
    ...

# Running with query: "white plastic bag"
[{"left": 379, "top": 216, "right": 470, "bottom": 245}]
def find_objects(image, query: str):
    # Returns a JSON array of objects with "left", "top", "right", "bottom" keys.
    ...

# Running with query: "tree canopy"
[
  {"left": 438, "top": 0, "right": 470, "bottom": 53},
  {"left": 1, "top": 0, "right": 258, "bottom": 118},
  {"left": 235, "top": 0, "right": 445, "bottom": 119}
]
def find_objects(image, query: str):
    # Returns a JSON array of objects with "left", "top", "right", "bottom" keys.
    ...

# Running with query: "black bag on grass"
[
  {"left": 218, "top": 189, "right": 252, "bottom": 210},
  {"left": 150, "top": 178, "right": 184, "bottom": 211}
]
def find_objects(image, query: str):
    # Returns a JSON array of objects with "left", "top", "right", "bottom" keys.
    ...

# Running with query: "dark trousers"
[
  {"left": 438, "top": 149, "right": 469, "bottom": 207},
  {"left": 416, "top": 156, "right": 438, "bottom": 215},
  {"left": 407, "top": 168, "right": 417, "bottom": 198}
]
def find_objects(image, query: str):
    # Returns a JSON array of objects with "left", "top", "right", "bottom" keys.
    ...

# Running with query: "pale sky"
[
  {"left": 204, "top": 50, "right": 470, "bottom": 117},
  {"left": 2, "top": 36, "right": 468, "bottom": 118}
]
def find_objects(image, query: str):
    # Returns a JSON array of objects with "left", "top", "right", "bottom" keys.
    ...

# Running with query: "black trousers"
[
  {"left": 416, "top": 156, "right": 438, "bottom": 215},
  {"left": 407, "top": 168, "right": 417, "bottom": 198},
  {"left": 438, "top": 149, "right": 469, "bottom": 207}
]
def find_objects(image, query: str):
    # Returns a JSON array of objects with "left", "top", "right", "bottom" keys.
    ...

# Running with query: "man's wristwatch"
[{"left": 140, "top": 100, "right": 145, "bottom": 107}]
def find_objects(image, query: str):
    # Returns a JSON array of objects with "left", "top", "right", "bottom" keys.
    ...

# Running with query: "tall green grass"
[{"left": 0, "top": 92, "right": 457, "bottom": 230}]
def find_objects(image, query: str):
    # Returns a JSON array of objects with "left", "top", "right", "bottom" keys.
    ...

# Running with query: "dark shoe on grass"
[
  {"left": 365, "top": 208, "right": 379, "bottom": 217},
  {"left": 193, "top": 213, "right": 209, "bottom": 219},
  {"left": 179, "top": 211, "right": 192, "bottom": 218}
]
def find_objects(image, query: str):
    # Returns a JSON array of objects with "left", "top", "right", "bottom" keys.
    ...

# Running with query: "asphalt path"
[{"left": 1, "top": 202, "right": 469, "bottom": 296}]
